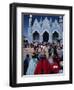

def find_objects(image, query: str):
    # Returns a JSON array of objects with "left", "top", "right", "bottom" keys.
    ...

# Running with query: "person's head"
[
  {"left": 49, "top": 53, "right": 52, "bottom": 57},
  {"left": 26, "top": 54, "right": 30, "bottom": 58},
  {"left": 32, "top": 54, "right": 37, "bottom": 59},
  {"left": 50, "top": 44, "right": 52, "bottom": 48}
]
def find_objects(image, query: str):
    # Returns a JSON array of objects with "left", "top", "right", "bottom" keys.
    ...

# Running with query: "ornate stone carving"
[{"left": 27, "top": 16, "right": 63, "bottom": 43}]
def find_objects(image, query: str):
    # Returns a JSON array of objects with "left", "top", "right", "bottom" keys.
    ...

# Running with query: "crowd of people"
[{"left": 23, "top": 41, "right": 63, "bottom": 75}]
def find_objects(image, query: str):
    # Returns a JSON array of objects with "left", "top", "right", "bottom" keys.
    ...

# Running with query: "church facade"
[{"left": 25, "top": 15, "right": 63, "bottom": 43}]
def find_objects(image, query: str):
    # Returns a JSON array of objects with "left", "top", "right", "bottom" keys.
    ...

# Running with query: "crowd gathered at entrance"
[{"left": 23, "top": 41, "right": 63, "bottom": 75}]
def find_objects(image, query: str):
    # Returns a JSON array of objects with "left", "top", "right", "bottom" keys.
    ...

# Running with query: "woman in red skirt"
[{"left": 34, "top": 55, "right": 51, "bottom": 74}]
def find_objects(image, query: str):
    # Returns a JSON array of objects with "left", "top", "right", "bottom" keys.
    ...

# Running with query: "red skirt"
[
  {"left": 34, "top": 59, "right": 60, "bottom": 74},
  {"left": 34, "top": 59, "right": 51, "bottom": 74}
]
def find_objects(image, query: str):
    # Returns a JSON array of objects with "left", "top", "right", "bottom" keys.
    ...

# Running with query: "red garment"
[
  {"left": 52, "top": 56, "right": 61, "bottom": 73},
  {"left": 34, "top": 58, "right": 50, "bottom": 74},
  {"left": 50, "top": 63, "right": 60, "bottom": 73},
  {"left": 34, "top": 58, "right": 61, "bottom": 75},
  {"left": 53, "top": 56, "right": 60, "bottom": 66}
]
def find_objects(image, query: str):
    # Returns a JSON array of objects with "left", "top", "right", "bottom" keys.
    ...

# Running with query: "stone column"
[
  {"left": 28, "top": 14, "right": 32, "bottom": 43},
  {"left": 49, "top": 32, "right": 52, "bottom": 43},
  {"left": 40, "top": 34, "right": 43, "bottom": 43}
]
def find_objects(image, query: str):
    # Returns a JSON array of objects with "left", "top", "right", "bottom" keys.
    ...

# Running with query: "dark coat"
[{"left": 24, "top": 57, "right": 30, "bottom": 75}]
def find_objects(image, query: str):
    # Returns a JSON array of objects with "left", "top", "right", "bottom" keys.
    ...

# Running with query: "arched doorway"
[
  {"left": 43, "top": 32, "right": 49, "bottom": 42},
  {"left": 33, "top": 31, "right": 39, "bottom": 41},
  {"left": 52, "top": 31, "right": 59, "bottom": 40}
]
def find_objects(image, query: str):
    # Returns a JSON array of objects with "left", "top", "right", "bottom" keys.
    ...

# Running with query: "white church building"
[{"left": 25, "top": 15, "right": 63, "bottom": 43}]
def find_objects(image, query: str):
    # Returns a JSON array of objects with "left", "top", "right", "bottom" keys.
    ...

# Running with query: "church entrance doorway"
[
  {"left": 33, "top": 31, "right": 39, "bottom": 42},
  {"left": 43, "top": 32, "right": 49, "bottom": 42},
  {"left": 52, "top": 31, "right": 59, "bottom": 41}
]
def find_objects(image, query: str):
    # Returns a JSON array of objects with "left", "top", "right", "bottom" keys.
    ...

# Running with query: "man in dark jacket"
[{"left": 24, "top": 54, "right": 30, "bottom": 75}]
